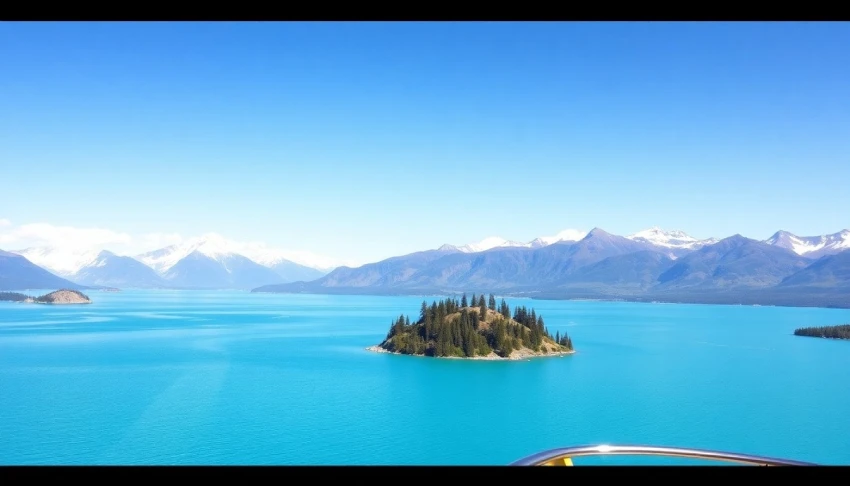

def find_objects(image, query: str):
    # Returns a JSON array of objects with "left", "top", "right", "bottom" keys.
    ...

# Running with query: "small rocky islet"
[{"left": 0, "top": 289, "right": 92, "bottom": 305}]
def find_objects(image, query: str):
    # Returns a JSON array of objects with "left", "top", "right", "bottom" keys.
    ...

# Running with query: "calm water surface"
[{"left": 1, "top": 291, "right": 848, "bottom": 465}]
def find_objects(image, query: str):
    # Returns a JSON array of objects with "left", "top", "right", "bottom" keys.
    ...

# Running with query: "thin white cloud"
[
  {"left": 0, "top": 218, "right": 10, "bottom": 227},
  {"left": 0, "top": 222, "right": 132, "bottom": 250},
  {"left": 140, "top": 232, "right": 185, "bottom": 250}
]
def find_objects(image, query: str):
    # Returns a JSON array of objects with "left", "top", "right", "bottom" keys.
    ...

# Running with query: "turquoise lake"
[{"left": 1, "top": 290, "right": 848, "bottom": 465}]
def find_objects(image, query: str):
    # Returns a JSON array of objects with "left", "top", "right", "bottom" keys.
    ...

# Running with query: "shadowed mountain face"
[
  {"left": 71, "top": 251, "right": 168, "bottom": 289},
  {"left": 399, "top": 228, "right": 664, "bottom": 290},
  {"left": 163, "top": 251, "right": 284, "bottom": 289},
  {"left": 778, "top": 251, "right": 850, "bottom": 289},
  {"left": 402, "top": 246, "right": 538, "bottom": 289},
  {"left": 0, "top": 250, "right": 85, "bottom": 291},
  {"left": 556, "top": 228, "right": 664, "bottom": 267},
  {"left": 267, "top": 260, "right": 326, "bottom": 283},
  {"left": 655, "top": 235, "right": 810, "bottom": 290},
  {"left": 312, "top": 248, "right": 461, "bottom": 288},
  {"left": 558, "top": 251, "right": 675, "bottom": 291}
]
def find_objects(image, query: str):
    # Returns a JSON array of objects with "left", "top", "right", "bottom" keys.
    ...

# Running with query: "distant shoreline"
[
  {"left": 250, "top": 289, "right": 850, "bottom": 310},
  {"left": 793, "top": 324, "right": 850, "bottom": 341},
  {"left": 365, "top": 345, "right": 575, "bottom": 361}
]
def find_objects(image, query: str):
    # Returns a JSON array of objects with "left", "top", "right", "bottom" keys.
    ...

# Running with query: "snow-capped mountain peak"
[
  {"left": 10, "top": 246, "right": 101, "bottom": 276},
  {"left": 191, "top": 233, "right": 239, "bottom": 259},
  {"left": 136, "top": 233, "right": 240, "bottom": 274},
  {"left": 530, "top": 229, "right": 588, "bottom": 248},
  {"left": 764, "top": 229, "right": 850, "bottom": 258},
  {"left": 626, "top": 227, "right": 717, "bottom": 250}
]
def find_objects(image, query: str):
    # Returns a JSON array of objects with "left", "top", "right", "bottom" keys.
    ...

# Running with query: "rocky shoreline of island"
[{"left": 366, "top": 344, "right": 575, "bottom": 361}]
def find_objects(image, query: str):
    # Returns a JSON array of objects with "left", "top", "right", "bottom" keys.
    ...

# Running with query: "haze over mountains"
[
  {"left": 4, "top": 234, "right": 328, "bottom": 290},
  {"left": 134, "top": 234, "right": 325, "bottom": 289},
  {"left": 2, "top": 227, "right": 849, "bottom": 307}
]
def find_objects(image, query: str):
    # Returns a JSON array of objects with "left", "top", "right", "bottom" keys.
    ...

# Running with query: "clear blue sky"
[{"left": 1, "top": 22, "right": 849, "bottom": 264}]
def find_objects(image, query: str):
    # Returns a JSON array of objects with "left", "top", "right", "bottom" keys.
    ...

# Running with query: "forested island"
[
  {"left": 368, "top": 294, "right": 574, "bottom": 360},
  {"left": 794, "top": 324, "right": 850, "bottom": 340},
  {"left": 0, "top": 289, "right": 92, "bottom": 305}
]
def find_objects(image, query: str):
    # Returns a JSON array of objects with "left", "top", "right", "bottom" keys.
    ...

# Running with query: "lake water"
[{"left": 1, "top": 290, "right": 848, "bottom": 465}]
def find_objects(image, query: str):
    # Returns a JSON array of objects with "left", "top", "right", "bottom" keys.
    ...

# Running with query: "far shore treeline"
[{"left": 794, "top": 324, "right": 850, "bottom": 340}]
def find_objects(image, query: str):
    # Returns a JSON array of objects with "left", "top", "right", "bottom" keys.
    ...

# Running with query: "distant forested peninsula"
[
  {"left": 368, "top": 293, "right": 574, "bottom": 360},
  {"left": 0, "top": 292, "right": 30, "bottom": 302},
  {"left": 794, "top": 324, "right": 850, "bottom": 340}
]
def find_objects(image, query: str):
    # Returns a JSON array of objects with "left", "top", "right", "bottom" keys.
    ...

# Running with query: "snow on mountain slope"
[
  {"left": 161, "top": 250, "right": 285, "bottom": 289},
  {"left": 626, "top": 227, "right": 718, "bottom": 250},
  {"left": 137, "top": 233, "right": 345, "bottom": 274},
  {"left": 11, "top": 247, "right": 101, "bottom": 277},
  {"left": 765, "top": 229, "right": 850, "bottom": 259},
  {"left": 455, "top": 236, "right": 530, "bottom": 253},
  {"left": 442, "top": 229, "right": 588, "bottom": 253},
  {"left": 529, "top": 229, "right": 588, "bottom": 248},
  {"left": 71, "top": 250, "right": 168, "bottom": 288},
  {"left": 136, "top": 233, "right": 246, "bottom": 274}
]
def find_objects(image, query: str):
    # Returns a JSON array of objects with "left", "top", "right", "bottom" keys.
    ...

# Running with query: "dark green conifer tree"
[{"left": 462, "top": 327, "right": 475, "bottom": 357}]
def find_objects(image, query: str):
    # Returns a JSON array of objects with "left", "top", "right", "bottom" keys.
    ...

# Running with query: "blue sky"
[{"left": 1, "top": 22, "right": 849, "bottom": 265}]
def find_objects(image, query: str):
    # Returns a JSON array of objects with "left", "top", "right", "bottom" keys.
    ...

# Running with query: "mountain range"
[
  {"left": 2, "top": 227, "right": 849, "bottom": 308},
  {"left": 253, "top": 227, "right": 850, "bottom": 309}
]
